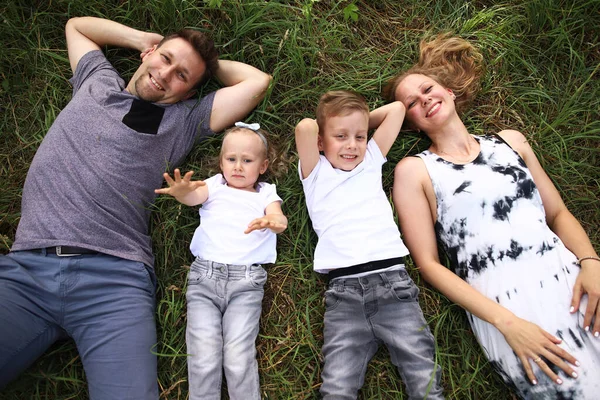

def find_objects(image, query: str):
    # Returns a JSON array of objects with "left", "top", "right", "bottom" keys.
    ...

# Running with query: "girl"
[
  {"left": 155, "top": 122, "right": 287, "bottom": 400},
  {"left": 386, "top": 35, "right": 600, "bottom": 398}
]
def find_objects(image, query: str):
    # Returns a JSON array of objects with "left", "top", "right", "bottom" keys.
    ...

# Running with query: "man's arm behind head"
[{"left": 65, "top": 17, "right": 163, "bottom": 74}]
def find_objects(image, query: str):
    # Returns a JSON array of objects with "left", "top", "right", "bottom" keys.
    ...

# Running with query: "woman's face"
[{"left": 394, "top": 74, "right": 456, "bottom": 132}]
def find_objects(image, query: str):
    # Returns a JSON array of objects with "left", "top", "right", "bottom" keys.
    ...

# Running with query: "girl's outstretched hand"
[
  {"left": 245, "top": 215, "right": 287, "bottom": 234},
  {"left": 498, "top": 315, "right": 579, "bottom": 386},
  {"left": 155, "top": 169, "right": 207, "bottom": 206}
]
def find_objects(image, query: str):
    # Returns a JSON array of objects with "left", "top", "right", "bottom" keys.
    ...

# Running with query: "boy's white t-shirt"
[
  {"left": 189, "top": 174, "right": 282, "bottom": 265},
  {"left": 299, "top": 139, "right": 409, "bottom": 273}
]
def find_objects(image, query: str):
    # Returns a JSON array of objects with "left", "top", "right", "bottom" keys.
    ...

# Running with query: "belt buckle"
[{"left": 55, "top": 246, "right": 79, "bottom": 257}]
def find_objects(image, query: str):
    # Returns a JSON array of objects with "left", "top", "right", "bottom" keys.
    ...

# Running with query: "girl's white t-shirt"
[{"left": 190, "top": 174, "right": 282, "bottom": 265}]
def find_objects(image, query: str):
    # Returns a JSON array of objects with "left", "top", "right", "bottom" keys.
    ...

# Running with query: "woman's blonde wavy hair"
[{"left": 383, "top": 33, "right": 484, "bottom": 117}]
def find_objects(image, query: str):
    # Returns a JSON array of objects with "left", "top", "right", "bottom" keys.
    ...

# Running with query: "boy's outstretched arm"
[
  {"left": 155, "top": 169, "right": 209, "bottom": 206},
  {"left": 295, "top": 118, "right": 320, "bottom": 179},
  {"left": 65, "top": 17, "right": 163, "bottom": 74},
  {"left": 370, "top": 101, "right": 405, "bottom": 157},
  {"left": 245, "top": 201, "right": 288, "bottom": 234},
  {"left": 209, "top": 60, "right": 272, "bottom": 133}
]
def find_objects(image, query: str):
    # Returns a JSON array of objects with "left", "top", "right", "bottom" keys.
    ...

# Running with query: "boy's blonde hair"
[
  {"left": 316, "top": 90, "right": 369, "bottom": 134},
  {"left": 383, "top": 33, "right": 484, "bottom": 116}
]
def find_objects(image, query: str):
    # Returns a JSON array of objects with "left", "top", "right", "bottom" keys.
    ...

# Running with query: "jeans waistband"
[
  {"left": 31, "top": 246, "right": 99, "bottom": 257},
  {"left": 327, "top": 257, "right": 405, "bottom": 282},
  {"left": 193, "top": 259, "right": 262, "bottom": 279}
]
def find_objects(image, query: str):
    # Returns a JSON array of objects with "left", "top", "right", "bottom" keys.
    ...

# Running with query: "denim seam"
[{"left": 3, "top": 321, "right": 55, "bottom": 369}]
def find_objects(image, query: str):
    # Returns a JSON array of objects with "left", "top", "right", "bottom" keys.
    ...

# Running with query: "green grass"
[{"left": 1, "top": 0, "right": 598, "bottom": 399}]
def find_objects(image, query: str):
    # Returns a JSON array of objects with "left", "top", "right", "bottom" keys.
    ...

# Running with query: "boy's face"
[
  {"left": 220, "top": 130, "right": 268, "bottom": 192},
  {"left": 318, "top": 110, "right": 369, "bottom": 171}
]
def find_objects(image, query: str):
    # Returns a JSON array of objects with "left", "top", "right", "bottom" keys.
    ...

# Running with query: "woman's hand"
[
  {"left": 570, "top": 259, "right": 600, "bottom": 336},
  {"left": 497, "top": 315, "right": 579, "bottom": 385}
]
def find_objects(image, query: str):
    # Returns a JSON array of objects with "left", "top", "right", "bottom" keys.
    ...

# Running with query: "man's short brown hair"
[{"left": 315, "top": 90, "right": 369, "bottom": 134}]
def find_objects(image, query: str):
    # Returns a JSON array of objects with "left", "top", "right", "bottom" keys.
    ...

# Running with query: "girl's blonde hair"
[
  {"left": 217, "top": 126, "right": 289, "bottom": 181},
  {"left": 384, "top": 33, "right": 484, "bottom": 116}
]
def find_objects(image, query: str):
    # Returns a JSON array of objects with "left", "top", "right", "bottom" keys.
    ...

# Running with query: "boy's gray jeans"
[{"left": 320, "top": 268, "right": 445, "bottom": 399}]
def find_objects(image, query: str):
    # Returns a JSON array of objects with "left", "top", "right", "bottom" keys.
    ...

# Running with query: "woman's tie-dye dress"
[{"left": 416, "top": 134, "right": 600, "bottom": 398}]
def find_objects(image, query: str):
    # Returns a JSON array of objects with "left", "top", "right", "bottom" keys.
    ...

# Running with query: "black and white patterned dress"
[{"left": 416, "top": 134, "right": 600, "bottom": 398}]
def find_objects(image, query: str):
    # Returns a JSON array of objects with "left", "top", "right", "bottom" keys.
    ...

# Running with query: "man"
[{"left": 0, "top": 16, "right": 271, "bottom": 399}]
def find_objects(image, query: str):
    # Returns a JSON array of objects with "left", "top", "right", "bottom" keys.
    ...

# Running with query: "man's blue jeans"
[
  {"left": 0, "top": 250, "right": 158, "bottom": 399},
  {"left": 186, "top": 258, "right": 266, "bottom": 400},
  {"left": 320, "top": 268, "right": 444, "bottom": 399}
]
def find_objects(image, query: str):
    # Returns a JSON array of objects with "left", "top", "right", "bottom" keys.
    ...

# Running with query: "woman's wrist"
[
  {"left": 577, "top": 256, "right": 600, "bottom": 266},
  {"left": 491, "top": 309, "right": 519, "bottom": 333}
]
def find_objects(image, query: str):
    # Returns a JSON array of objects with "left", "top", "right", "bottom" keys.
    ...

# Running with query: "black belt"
[
  {"left": 39, "top": 246, "right": 98, "bottom": 256},
  {"left": 327, "top": 257, "right": 405, "bottom": 282}
]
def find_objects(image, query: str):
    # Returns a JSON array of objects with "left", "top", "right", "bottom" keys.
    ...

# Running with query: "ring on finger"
[{"left": 533, "top": 357, "right": 542, "bottom": 363}]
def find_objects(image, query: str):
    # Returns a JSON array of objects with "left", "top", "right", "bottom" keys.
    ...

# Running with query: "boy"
[{"left": 295, "top": 91, "right": 444, "bottom": 399}]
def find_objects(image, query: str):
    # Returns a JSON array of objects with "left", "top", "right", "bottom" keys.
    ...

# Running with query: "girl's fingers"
[
  {"left": 173, "top": 168, "right": 182, "bottom": 181},
  {"left": 183, "top": 170, "right": 195, "bottom": 182},
  {"left": 163, "top": 172, "right": 175, "bottom": 185}
]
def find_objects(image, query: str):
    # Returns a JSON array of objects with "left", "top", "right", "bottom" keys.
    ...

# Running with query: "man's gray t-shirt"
[{"left": 12, "top": 50, "right": 216, "bottom": 267}]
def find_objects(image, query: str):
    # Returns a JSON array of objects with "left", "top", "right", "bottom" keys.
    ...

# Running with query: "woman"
[{"left": 386, "top": 35, "right": 600, "bottom": 398}]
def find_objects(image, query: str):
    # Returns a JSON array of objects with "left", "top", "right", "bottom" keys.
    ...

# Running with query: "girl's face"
[
  {"left": 394, "top": 73, "right": 456, "bottom": 132},
  {"left": 220, "top": 129, "right": 268, "bottom": 192}
]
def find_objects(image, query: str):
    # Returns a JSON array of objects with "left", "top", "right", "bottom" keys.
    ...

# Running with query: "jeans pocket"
[
  {"left": 324, "top": 289, "right": 341, "bottom": 311},
  {"left": 249, "top": 265, "right": 267, "bottom": 288},
  {"left": 389, "top": 272, "right": 419, "bottom": 302},
  {"left": 142, "top": 263, "right": 157, "bottom": 293},
  {"left": 188, "top": 262, "right": 209, "bottom": 286}
]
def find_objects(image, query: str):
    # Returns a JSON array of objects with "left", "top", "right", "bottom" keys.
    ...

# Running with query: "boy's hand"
[
  {"left": 245, "top": 215, "right": 287, "bottom": 234},
  {"left": 155, "top": 169, "right": 208, "bottom": 206}
]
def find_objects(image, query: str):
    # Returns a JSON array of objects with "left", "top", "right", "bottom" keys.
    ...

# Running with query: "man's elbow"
[
  {"left": 65, "top": 17, "right": 85, "bottom": 32},
  {"left": 255, "top": 73, "right": 272, "bottom": 100}
]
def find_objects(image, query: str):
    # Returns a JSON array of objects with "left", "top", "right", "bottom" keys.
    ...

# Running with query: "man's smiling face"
[{"left": 127, "top": 37, "right": 206, "bottom": 104}]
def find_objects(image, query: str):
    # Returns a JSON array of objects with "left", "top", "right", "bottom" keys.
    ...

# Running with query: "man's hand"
[
  {"left": 66, "top": 17, "right": 162, "bottom": 73},
  {"left": 139, "top": 33, "right": 164, "bottom": 60}
]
